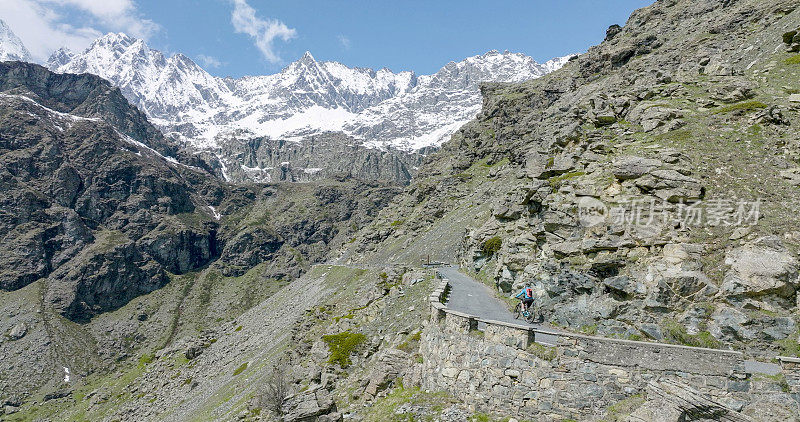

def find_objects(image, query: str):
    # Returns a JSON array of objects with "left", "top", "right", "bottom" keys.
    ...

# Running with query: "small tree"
[{"left": 260, "top": 364, "right": 289, "bottom": 416}]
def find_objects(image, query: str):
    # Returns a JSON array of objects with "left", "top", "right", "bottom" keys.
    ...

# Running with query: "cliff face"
[
  {"left": 348, "top": 0, "right": 800, "bottom": 356},
  {"left": 0, "top": 62, "right": 208, "bottom": 320},
  {"left": 213, "top": 132, "right": 425, "bottom": 184}
]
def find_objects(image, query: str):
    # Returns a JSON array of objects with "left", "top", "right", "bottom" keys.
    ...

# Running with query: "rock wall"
[
  {"left": 213, "top": 132, "right": 426, "bottom": 184},
  {"left": 420, "top": 280, "right": 800, "bottom": 421}
]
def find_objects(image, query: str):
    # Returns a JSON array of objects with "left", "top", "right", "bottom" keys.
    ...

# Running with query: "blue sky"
[{"left": 4, "top": 0, "right": 653, "bottom": 77}]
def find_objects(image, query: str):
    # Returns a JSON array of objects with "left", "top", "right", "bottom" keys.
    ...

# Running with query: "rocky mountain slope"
[
  {"left": 0, "top": 62, "right": 400, "bottom": 408},
  {"left": 214, "top": 132, "right": 426, "bottom": 184},
  {"left": 6, "top": 0, "right": 800, "bottom": 421},
  {"left": 0, "top": 20, "right": 31, "bottom": 63},
  {"left": 346, "top": 0, "right": 800, "bottom": 360}
]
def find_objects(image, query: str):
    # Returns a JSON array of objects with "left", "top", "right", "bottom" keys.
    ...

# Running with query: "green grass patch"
[
  {"left": 661, "top": 319, "right": 721, "bottom": 349},
  {"left": 602, "top": 394, "right": 645, "bottom": 421},
  {"left": 549, "top": 171, "right": 586, "bottom": 190},
  {"left": 500, "top": 91, "right": 529, "bottom": 102},
  {"left": 138, "top": 353, "right": 155, "bottom": 367},
  {"left": 390, "top": 219, "right": 404, "bottom": 227},
  {"left": 654, "top": 129, "right": 693, "bottom": 144},
  {"left": 232, "top": 362, "right": 248, "bottom": 376},
  {"left": 481, "top": 236, "right": 502, "bottom": 256},
  {"left": 528, "top": 342, "right": 558, "bottom": 361},
  {"left": 711, "top": 100, "right": 768, "bottom": 114},
  {"left": 753, "top": 373, "right": 791, "bottom": 393},
  {"left": 364, "top": 382, "right": 457, "bottom": 422},
  {"left": 469, "top": 329, "right": 485, "bottom": 338},
  {"left": 397, "top": 331, "right": 422, "bottom": 352},
  {"left": 777, "top": 330, "right": 800, "bottom": 357},
  {"left": 333, "top": 303, "right": 371, "bottom": 322},
  {"left": 785, "top": 54, "right": 800, "bottom": 65},
  {"left": 322, "top": 331, "right": 367, "bottom": 368}
]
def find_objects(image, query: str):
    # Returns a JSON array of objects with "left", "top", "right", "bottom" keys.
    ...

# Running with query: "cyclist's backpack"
[{"left": 525, "top": 287, "right": 533, "bottom": 298}]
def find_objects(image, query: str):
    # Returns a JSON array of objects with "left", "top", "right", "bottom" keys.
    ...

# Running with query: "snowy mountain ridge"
[
  {"left": 0, "top": 20, "right": 32, "bottom": 63},
  {"left": 49, "top": 32, "right": 575, "bottom": 151}
]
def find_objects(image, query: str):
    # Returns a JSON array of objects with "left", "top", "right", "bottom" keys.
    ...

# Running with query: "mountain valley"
[{"left": 2, "top": 0, "right": 800, "bottom": 421}]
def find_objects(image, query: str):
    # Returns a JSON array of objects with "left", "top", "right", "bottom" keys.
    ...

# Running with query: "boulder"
[
  {"left": 7, "top": 322, "right": 27, "bottom": 341},
  {"left": 762, "top": 317, "right": 796, "bottom": 341},
  {"left": 185, "top": 344, "right": 203, "bottom": 360},
  {"left": 605, "top": 24, "right": 623, "bottom": 41},
  {"left": 525, "top": 153, "right": 575, "bottom": 179},
  {"left": 612, "top": 156, "right": 662, "bottom": 180},
  {"left": 603, "top": 276, "right": 636, "bottom": 297},
  {"left": 635, "top": 169, "right": 703, "bottom": 202},
  {"left": 709, "top": 79, "right": 755, "bottom": 103},
  {"left": 639, "top": 323, "right": 664, "bottom": 340},
  {"left": 720, "top": 240, "right": 799, "bottom": 299},
  {"left": 645, "top": 269, "right": 717, "bottom": 308},
  {"left": 282, "top": 389, "right": 337, "bottom": 422},
  {"left": 363, "top": 349, "right": 409, "bottom": 396},
  {"left": 593, "top": 114, "right": 618, "bottom": 126},
  {"left": 640, "top": 107, "right": 681, "bottom": 132},
  {"left": 627, "top": 380, "right": 752, "bottom": 422},
  {"left": 709, "top": 306, "right": 754, "bottom": 341}
]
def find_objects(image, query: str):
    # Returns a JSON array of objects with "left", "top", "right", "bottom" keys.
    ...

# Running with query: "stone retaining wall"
[{"left": 420, "top": 278, "right": 799, "bottom": 420}]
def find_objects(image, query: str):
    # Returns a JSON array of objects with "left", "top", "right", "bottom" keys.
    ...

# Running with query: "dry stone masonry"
[{"left": 421, "top": 279, "right": 800, "bottom": 421}]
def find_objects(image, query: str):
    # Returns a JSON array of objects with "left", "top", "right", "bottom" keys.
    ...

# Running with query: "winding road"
[
  {"left": 438, "top": 266, "right": 521, "bottom": 324},
  {"left": 437, "top": 266, "right": 783, "bottom": 374},
  {"left": 437, "top": 265, "right": 561, "bottom": 345}
]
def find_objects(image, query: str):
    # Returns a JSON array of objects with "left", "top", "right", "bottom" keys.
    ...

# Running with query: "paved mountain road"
[
  {"left": 437, "top": 266, "right": 521, "bottom": 324},
  {"left": 436, "top": 266, "right": 785, "bottom": 374},
  {"left": 437, "top": 266, "right": 560, "bottom": 345}
]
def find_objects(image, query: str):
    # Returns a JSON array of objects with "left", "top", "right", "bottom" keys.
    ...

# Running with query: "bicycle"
[{"left": 513, "top": 301, "right": 540, "bottom": 324}]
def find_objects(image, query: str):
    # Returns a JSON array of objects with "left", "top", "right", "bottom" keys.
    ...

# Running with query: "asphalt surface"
[
  {"left": 437, "top": 266, "right": 560, "bottom": 345},
  {"left": 743, "top": 360, "right": 782, "bottom": 376},
  {"left": 436, "top": 266, "right": 785, "bottom": 372},
  {"left": 438, "top": 266, "right": 521, "bottom": 324}
]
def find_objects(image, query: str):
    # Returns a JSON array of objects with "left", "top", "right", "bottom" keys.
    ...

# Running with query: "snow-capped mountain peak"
[
  {"left": 46, "top": 47, "right": 75, "bottom": 70},
  {"left": 299, "top": 51, "right": 315, "bottom": 62},
  {"left": 53, "top": 32, "right": 575, "bottom": 152},
  {"left": 0, "top": 19, "right": 33, "bottom": 63}
]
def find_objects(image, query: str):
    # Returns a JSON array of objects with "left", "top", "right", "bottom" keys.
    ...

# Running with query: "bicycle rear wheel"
[{"left": 532, "top": 306, "right": 543, "bottom": 323}]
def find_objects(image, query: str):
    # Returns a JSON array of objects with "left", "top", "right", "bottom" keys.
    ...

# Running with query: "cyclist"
[{"left": 515, "top": 285, "right": 535, "bottom": 317}]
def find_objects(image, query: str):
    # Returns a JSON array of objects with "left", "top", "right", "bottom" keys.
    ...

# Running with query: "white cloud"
[
  {"left": 337, "top": 35, "right": 351, "bottom": 50},
  {"left": 229, "top": 0, "right": 295, "bottom": 63},
  {"left": 44, "top": 0, "right": 159, "bottom": 39},
  {"left": 0, "top": 0, "right": 157, "bottom": 62},
  {"left": 196, "top": 54, "right": 222, "bottom": 69}
]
